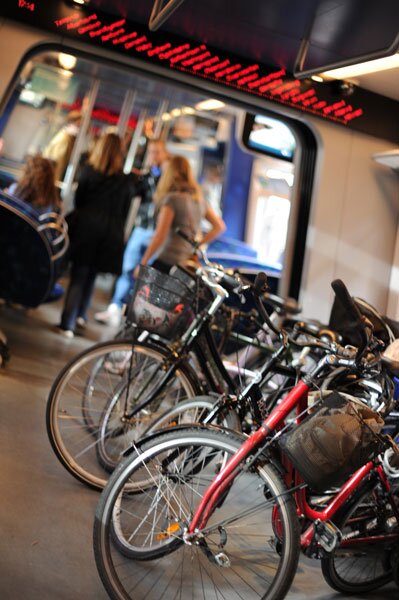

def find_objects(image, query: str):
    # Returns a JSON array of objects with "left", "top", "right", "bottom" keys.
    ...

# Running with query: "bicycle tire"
[
  {"left": 94, "top": 426, "right": 300, "bottom": 600},
  {"left": 321, "top": 482, "right": 396, "bottom": 593},
  {"left": 143, "top": 395, "right": 241, "bottom": 434},
  {"left": 46, "top": 339, "right": 201, "bottom": 490}
]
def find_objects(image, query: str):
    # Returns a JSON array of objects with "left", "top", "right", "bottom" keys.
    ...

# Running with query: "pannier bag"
[
  {"left": 279, "top": 390, "right": 384, "bottom": 492},
  {"left": 127, "top": 265, "right": 195, "bottom": 340}
]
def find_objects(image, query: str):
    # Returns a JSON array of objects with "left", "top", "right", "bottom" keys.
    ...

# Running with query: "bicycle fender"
[{"left": 121, "top": 424, "right": 247, "bottom": 457}]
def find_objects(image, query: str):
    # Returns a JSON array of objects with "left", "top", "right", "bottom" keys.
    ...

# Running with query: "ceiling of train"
[{"left": 89, "top": 0, "right": 399, "bottom": 75}]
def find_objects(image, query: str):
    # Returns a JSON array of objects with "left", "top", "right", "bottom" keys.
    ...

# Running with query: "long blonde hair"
[
  {"left": 89, "top": 132, "right": 124, "bottom": 176},
  {"left": 154, "top": 155, "right": 202, "bottom": 204}
]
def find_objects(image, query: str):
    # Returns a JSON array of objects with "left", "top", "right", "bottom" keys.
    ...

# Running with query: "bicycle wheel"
[
  {"left": 94, "top": 378, "right": 221, "bottom": 473},
  {"left": 321, "top": 482, "right": 398, "bottom": 593},
  {"left": 143, "top": 395, "right": 241, "bottom": 434},
  {"left": 94, "top": 427, "right": 300, "bottom": 600},
  {"left": 46, "top": 340, "right": 201, "bottom": 490}
]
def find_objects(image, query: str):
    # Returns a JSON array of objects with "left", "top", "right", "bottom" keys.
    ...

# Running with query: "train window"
[
  {"left": 0, "top": 46, "right": 314, "bottom": 297},
  {"left": 246, "top": 158, "right": 294, "bottom": 270},
  {"left": 0, "top": 50, "right": 228, "bottom": 214},
  {"left": 241, "top": 112, "right": 296, "bottom": 272},
  {"left": 0, "top": 53, "right": 94, "bottom": 193}
]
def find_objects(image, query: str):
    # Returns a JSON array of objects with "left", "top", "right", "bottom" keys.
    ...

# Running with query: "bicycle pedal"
[{"left": 314, "top": 520, "right": 341, "bottom": 553}]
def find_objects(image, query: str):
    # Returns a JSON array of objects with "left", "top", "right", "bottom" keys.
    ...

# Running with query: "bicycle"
[
  {"left": 47, "top": 254, "right": 305, "bottom": 490},
  {"left": 93, "top": 277, "right": 399, "bottom": 600}
]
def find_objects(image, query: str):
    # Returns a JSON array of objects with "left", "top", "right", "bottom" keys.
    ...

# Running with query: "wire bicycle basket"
[{"left": 127, "top": 265, "right": 195, "bottom": 340}]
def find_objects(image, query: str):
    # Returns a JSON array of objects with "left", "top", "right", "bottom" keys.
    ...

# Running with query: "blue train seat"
[
  {"left": 0, "top": 171, "right": 15, "bottom": 190},
  {"left": 208, "top": 236, "right": 281, "bottom": 276},
  {"left": 0, "top": 191, "right": 69, "bottom": 307}
]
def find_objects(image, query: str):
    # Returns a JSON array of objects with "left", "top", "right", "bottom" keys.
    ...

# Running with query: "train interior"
[{"left": 0, "top": 1, "right": 398, "bottom": 599}]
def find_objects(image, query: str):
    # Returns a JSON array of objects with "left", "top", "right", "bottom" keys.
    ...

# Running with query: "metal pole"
[
  {"left": 141, "top": 99, "right": 169, "bottom": 169},
  {"left": 117, "top": 89, "right": 136, "bottom": 137},
  {"left": 123, "top": 109, "right": 147, "bottom": 174},
  {"left": 62, "top": 79, "right": 100, "bottom": 210},
  {"left": 149, "top": 0, "right": 185, "bottom": 31},
  {"left": 153, "top": 99, "right": 169, "bottom": 139}
]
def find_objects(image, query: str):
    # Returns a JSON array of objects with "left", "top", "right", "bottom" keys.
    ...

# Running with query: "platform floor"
[{"left": 0, "top": 288, "right": 395, "bottom": 600}]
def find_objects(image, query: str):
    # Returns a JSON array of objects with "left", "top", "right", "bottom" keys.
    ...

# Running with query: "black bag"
[{"left": 279, "top": 391, "right": 384, "bottom": 492}]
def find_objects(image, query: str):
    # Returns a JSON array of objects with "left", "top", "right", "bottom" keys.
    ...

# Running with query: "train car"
[{"left": 0, "top": 2, "right": 398, "bottom": 599}]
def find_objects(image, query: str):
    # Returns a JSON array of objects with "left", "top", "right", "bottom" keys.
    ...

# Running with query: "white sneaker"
[
  {"left": 76, "top": 317, "right": 87, "bottom": 330},
  {"left": 57, "top": 328, "right": 74, "bottom": 339},
  {"left": 94, "top": 303, "right": 122, "bottom": 326}
]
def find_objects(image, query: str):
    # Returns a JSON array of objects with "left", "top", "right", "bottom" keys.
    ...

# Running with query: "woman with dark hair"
[
  {"left": 8, "top": 154, "right": 61, "bottom": 213},
  {"left": 134, "top": 155, "right": 226, "bottom": 276},
  {"left": 58, "top": 132, "right": 135, "bottom": 337}
]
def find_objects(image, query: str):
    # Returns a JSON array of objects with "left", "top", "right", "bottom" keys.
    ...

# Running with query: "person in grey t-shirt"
[{"left": 134, "top": 155, "right": 226, "bottom": 276}]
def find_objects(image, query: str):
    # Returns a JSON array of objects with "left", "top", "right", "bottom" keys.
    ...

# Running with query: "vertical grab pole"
[
  {"left": 62, "top": 79, "right": 99, "bottom": 210},
  {"left": 153, "top": 99, "right": 169, "bottom": 138},
  {"left": 117, "top": 89, "right": 136, "bottom": 138},
  {"left": 123, "top": 109, "right": 147, "bottom": 174},
  {"left": 141, "top": 99, "right": 168, "bottom": 168}
]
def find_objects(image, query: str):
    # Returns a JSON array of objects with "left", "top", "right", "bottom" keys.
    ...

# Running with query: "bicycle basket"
[
  {"left": 127, "top": 265, "right": 195, "bottom": 340},
  {"left": 170, "top": 264, "right": 214, "bottom": 311},
  {"left": 279, "top": 390, "right": 384, "bottom": 492}
]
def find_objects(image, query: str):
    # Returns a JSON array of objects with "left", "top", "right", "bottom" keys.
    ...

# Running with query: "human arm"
[
  {"left": 133, "top": 204, "right": 174, "bottom": 277},
  {"left": 200, "top": 205, "right": 226, "bottom": 246},
  {"left": 128, "top": 171, "right": 151, "bottom": 198}
]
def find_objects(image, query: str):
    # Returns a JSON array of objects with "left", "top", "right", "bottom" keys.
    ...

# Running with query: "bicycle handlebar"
[
  {"left": 175, "top": 230, "right": 372, "bottom": 363},
  {"left": 252, "top": 272, "right": 282, "bottom": 337}
]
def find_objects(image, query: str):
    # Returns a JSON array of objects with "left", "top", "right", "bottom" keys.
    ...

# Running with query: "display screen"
[{"left": 246, "top": 115, "right": 296, "bottom": 161}]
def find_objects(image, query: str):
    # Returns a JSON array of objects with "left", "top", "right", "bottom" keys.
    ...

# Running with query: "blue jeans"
[
  {"left": 61, "top": 264, "right": 97, "bottom": 330},
  {"left": 112, "top": 226, "right": 154, "bottom": 308}
]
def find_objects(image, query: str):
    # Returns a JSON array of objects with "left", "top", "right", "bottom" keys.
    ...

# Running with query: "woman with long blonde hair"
[
  {"left": 136, "top": 155, "right": 225, "bottom": 275},
  {"left": 59, "top": 132, "right": 136, "bottom": 337}
]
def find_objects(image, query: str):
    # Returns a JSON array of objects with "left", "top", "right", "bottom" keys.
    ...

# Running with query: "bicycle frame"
[
  {"left": 118, "top": 324, "right": 235, "bottom": 419},
  {"left": 119, "top": 267, "right": 301, "bottom": 421},
  {"left": 123, "top": 321, "right": 297, "bottom": 424},
  {"left": 187, "top": 375, "right": 399, "bottom": 551},
  {"left": 120, "top": 280, "right": 296, "bottom": 417}
]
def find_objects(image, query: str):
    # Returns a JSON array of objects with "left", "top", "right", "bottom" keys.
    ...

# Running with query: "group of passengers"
[{"left": 3, "top": 119, "right": 226, "bottom": 338}]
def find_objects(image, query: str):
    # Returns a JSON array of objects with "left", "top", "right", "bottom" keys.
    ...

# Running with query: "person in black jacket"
[
  {"left": 94, "top": 138, "right": 168, "bottom": 326},
  {"left": 58, "top": 132, "right": 135, "bottom": 337}
]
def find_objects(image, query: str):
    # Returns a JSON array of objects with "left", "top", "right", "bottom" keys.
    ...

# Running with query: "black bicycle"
[{"left": 46, "top": 254, "right": 308, "bottom": 490}]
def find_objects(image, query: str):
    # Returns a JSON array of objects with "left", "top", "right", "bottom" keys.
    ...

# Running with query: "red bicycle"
[{"left": 93, "top": 277, "right": 399, "bottom": 600}]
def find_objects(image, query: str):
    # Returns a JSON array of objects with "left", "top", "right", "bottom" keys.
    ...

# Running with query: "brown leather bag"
[{"left": 279, "top": 390, "right": 384, "bottom": 492}]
